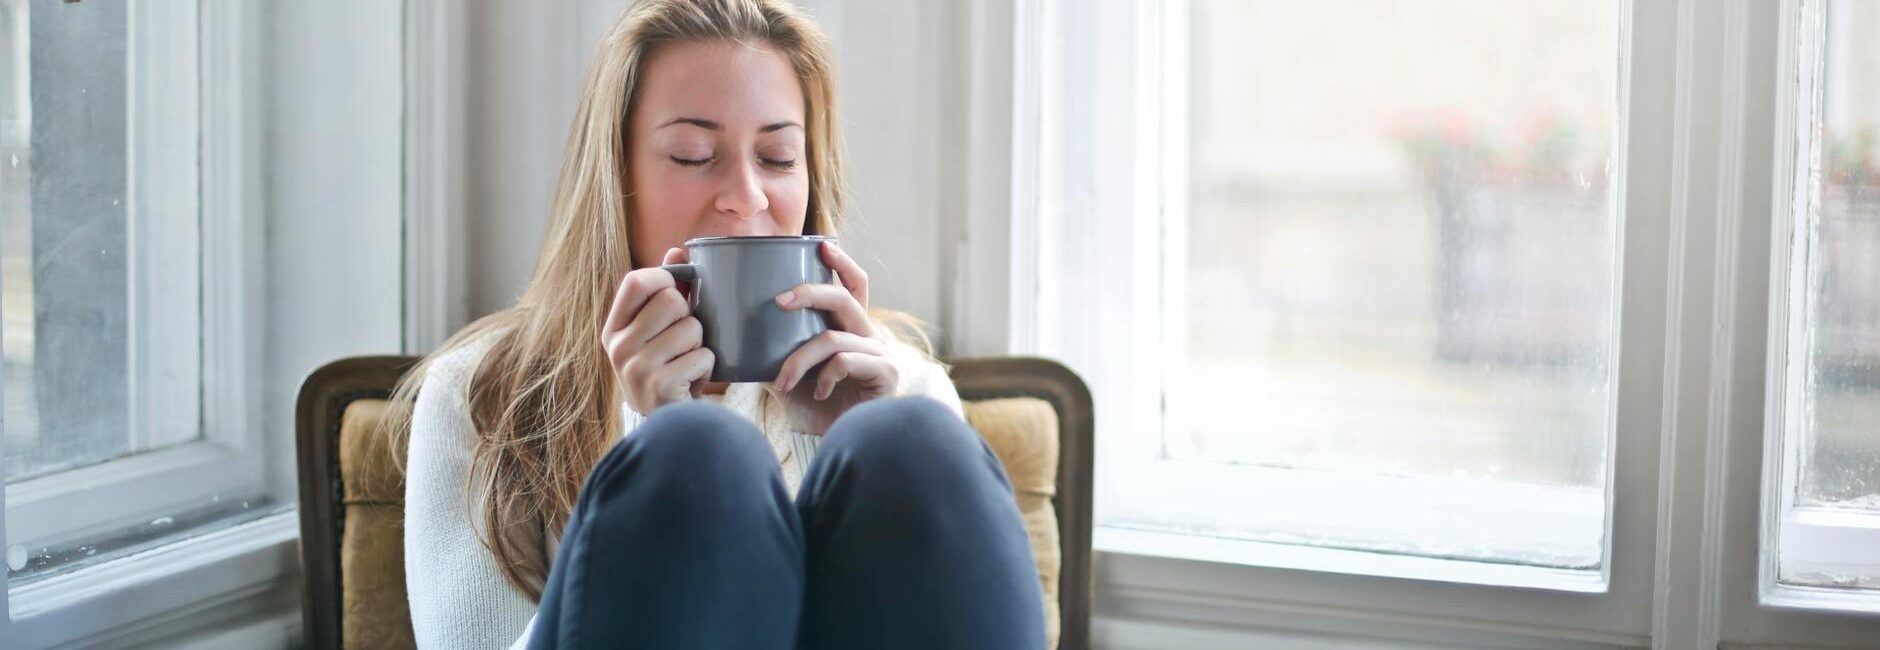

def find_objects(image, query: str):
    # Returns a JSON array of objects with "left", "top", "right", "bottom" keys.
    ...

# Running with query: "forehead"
[{"left": 633, "top": 39, "right": 806, "bottom": 127}]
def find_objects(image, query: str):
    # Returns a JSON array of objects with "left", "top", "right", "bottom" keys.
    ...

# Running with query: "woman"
[{"left": 384, "top": 0, "right": 1045, "bottom": 648}]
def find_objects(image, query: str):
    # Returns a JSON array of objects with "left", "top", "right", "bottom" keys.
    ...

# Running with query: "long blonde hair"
[{"left": 383, "top": 0, "right": 848, "bottom": 601}]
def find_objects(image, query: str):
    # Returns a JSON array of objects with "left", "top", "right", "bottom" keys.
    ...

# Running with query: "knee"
[
  {"left": 821, "top": 397, "right": 996, "bottom": 487},
  {"left": 586, "top": 401, "right": 773, "bottom": 500}
]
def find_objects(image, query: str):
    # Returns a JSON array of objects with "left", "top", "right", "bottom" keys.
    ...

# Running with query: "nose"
[{"left": 713, "top": 156, "right": 769, "bottom": 222}]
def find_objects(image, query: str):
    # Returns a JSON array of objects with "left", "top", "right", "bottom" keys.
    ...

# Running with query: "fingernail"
[
  {"left": 776, "top": 376, "right": 792, "bottom": 392},
  {"left": 775, "top": 290, "right": 795, "bottom": 306}
]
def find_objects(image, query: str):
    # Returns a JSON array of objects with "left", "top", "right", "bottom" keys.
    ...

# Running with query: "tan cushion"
[
  {"left": 337, "top": 399, "right": 416, "bottom": 649},
  {"left": 332, "top": 396, "right": 1062, "bottom": 650},
  {"left": 963, "top": 397, "right": 1062, "bottom": 650}
]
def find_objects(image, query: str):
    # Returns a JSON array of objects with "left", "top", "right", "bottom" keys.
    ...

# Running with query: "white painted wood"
[
  {"left": 1100, "top": 526, "right": 1604, "bottom": 594},
  {"left": 950, "top": 0, "right": 1019, "bottom": 356},
  {"left": 1650, "top": 0, "right": 1735, "bottom": 645},
  {"left": 1721, "top": 0, "right": 1880, "bottom": 639},
  {"left": 1003, "top": 0, "right": 1047, "bottom": 357},
  {"left": 199, "top": 0, "right": 266, "bottom": 461},
  {"left": 403, "top": 0, "right": 469, "bottom": 354},
  {"left": 1098, "top": 464, "right": 1606, "bottom": 587},
  {"left": 125, "top": 0, "right": 203, "bottom": 452},
  {"left": 4, "top": 441, "right": 259, "bottom": 555},
  {"left": 1094, "top": 614, "right": 1515, "bottom": 650},
  {"left": 6, "top": 513, "right": 297, "bottom": 649}
]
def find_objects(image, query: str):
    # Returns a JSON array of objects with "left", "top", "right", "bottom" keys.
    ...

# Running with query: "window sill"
[
  {"left": 1095, "top": 526, "right": 1606, "bottom": 594},
  {"left": 7, "top": 511, "right": 299, "bottom": 649},
  {"left": 1764, "top": 507, "right": 1880, "bottom": 617},
  {"left": 1093, "top": 531, "right": 1646, "bottom": 649},
  {"left": 1100, "top": 460, "right": 1609, "bottom": 583}
]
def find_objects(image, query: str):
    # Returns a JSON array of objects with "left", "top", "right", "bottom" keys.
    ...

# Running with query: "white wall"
[
  {"left": 265, "top": 0, "right": 404, "bottom": 488},
  {"left": 461, "top": 0, "right": 964, "bottom": 348}
]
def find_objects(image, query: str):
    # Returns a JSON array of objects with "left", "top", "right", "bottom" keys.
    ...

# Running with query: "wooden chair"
[{"left": 295, "top": 355, "right": 1093, "bottom": 649}]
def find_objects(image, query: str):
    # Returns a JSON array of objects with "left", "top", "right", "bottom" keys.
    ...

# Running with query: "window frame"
[
  {"left": 1015, "top": 0, "right": 1662, "bottom": 642},
  {"left": 1758, "top": 0, "right": 1880, "bottom": 617},
  {"left": 1087, "top": 0, "right": 1627, "bottom": 592},
  {"left": 997, "top": 0, "right": 1878, "bottom": 646},
  {"left": 4, "top": 0, "right": 270, "bottom": 576},
  {"left": 2, "top": 2, "right": 288, "bottom": 647}
]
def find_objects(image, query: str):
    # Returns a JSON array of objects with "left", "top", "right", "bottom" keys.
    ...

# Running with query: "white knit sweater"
[{"left": 403, "top": 332, "right": 963, "bottom": 649}]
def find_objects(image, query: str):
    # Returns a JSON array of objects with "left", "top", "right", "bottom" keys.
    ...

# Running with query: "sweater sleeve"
[
  {"left": 404, "top": 346, "right": 539, "bottom": 649},
  {"left": 621, "top": 401, "right": 647, "bottom": 439}
]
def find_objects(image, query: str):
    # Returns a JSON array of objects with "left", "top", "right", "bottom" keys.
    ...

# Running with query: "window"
[
  {"left": 1765, "top": 0, "right": 1880, "bottom": 611},
  {"left": 2, "top": 1, "right": 404, "bottom": 646},
  {"left": 1035, "top": 0, "right": 1625, "bottom": 591},
  {"left": 0, "top": 0, "right": 274, "bottom": 587},
  {"left": 1014, "top": 0, "right": 1880, "bottom": 642}
]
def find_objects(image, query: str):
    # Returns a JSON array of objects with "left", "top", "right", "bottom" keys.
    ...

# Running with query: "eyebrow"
[{"left": 657, "top": 117, "right": 803, "bottom": 134}]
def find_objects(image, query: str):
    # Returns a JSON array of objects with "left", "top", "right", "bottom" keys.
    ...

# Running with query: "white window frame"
[
  {"left": 971, "top": 0, "right": 1880, "bottom": 646},
  {"left": 6, "top": 0, "right": 417, "bottom": 645},
  {"left": 1017, "top": 0, "right": 1660, "bottom": 643},
  {"left": 1758, "top": 0, "right": 1880, "bottom": 617},
  {"left": 1086, "top": 0, "right": 1620, "bottom": 591},
  {"left": 4, "top": 0, "right": 269, "bottom": 573},
  {"left": 3, "top": 2, "right": 293, "bottom": 648}
]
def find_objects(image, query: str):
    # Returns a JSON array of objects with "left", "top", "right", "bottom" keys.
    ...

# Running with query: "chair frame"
[{"left": 295, "top": 355, "right": 1093, "bottom": 649}]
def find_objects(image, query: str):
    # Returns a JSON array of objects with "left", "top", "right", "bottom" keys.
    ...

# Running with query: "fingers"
[
  {"left": 606, "top": 313, "right": 701, "bottom": 382},
  {"left": 656, "top": 347, "right": 714, "bottom": 397},
  {"left": 774, "top": 329, "right": 886, "bottom": 393},
  {"left": 630, "top": 346, "right": 713, "bottom": 411},
  {"left": 819, "top": 241, "right": 869, "bottom": 308},
  {"left": 638, "top": 316, "right": 704, "bottom": 366},
  {"left": 775, "top": 283, "right": 874, "bottom": 336},
  {"left": 602, "top": 262, "right": 681, "bottom": 336},
  {"left": 812, "top": 351, "right": 897, "bottom": 401},
  {"left": 617, "top": 287, "right": 690, "bottom": 350}
]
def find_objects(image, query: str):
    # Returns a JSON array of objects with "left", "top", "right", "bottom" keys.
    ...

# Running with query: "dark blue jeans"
[{"left": 527, "top": 397, "right": 1046, "bottom": 650}]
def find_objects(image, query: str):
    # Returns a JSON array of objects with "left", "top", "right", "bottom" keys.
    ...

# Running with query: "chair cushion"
[
  {"left": 333, "top": 395, "right": 1062, "bottom": 649},
  {"left": 337, "top": 399, "right": 416, "bottom": 649}
]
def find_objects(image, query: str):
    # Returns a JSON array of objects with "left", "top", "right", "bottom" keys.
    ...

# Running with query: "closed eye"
[
  {"left": 761, "top": 157, "right": 798, "bottom": 170},
  {"left": 671, "top": 155, "right": 713, "bottom": 167}
]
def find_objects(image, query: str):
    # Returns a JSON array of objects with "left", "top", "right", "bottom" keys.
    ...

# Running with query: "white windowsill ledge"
[
  {"left": 7, "top": 512, "right": 299, "bottom": 649},
  {"left": 1095, "top": 526, "right": 1607, "bottom": 594}
]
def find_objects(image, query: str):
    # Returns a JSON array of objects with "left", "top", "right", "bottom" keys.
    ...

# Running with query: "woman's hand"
[
  {"left": 601, "top": 247, "right": 714, "bottom": 415},
  {"left": 770, "top": 241, "right": 899, "bottom": 435}
]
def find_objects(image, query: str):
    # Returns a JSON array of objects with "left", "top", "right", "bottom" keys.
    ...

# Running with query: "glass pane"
[
  {"left": 1801, "top": 0, "right": 1880, "bottom": 513},
  {"left": 1173, "top": 0, "right": 1619, "bottom": 496},
  {"left": 2, "top": 0, "right": 200, "bottom": 485}
]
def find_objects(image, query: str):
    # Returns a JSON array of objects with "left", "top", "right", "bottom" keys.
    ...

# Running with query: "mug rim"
[{"left": 683, "top": 234, "right": 837, "bottom": 247}]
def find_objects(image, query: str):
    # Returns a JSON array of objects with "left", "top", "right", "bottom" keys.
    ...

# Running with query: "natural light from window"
[
  {"left": 1098, "top": 0, "right": 1623, "bottom": 576},
  {"left": 1774, "top": 0, "right": 1880, "bottom": 595}
]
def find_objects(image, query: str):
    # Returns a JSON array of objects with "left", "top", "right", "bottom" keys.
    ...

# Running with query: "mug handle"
[{"left": 658, "top": 263, "right": 698, "bottom": 283}]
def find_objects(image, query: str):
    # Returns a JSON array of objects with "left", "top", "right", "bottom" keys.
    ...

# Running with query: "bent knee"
[
  {"left": 824, "top": 396, "right": 985, "bottom": 472},
  {"left": 589, "top": 401, "right": 771, "bottom": 493}
]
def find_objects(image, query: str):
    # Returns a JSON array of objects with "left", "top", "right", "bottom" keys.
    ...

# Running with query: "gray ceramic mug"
[{"left": 658, "top": 235, "right": 835, "bottom": 383}]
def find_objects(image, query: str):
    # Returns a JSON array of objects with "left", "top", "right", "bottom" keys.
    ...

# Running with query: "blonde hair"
[{"left": 383, "top": 0, "right": 850, "bottom": 601}]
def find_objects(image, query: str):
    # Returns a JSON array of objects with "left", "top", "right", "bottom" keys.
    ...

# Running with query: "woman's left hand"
[{"left": 770, "top": 241, "right": 899, "bottom": 435}]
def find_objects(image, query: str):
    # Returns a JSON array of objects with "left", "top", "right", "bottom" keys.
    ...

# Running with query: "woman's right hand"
[{"left": 601, "top": 247, "right": 714, "bottom": 415}]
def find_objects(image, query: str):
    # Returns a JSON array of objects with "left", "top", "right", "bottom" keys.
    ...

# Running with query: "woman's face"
[{"left": 627, "top": 39, "right": 811, "bottom": 268}]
